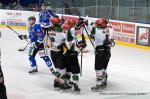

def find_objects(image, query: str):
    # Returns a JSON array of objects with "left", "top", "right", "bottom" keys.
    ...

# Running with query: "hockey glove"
[
  {"left": 75, "top": 18, "right": 88, "bottom": 30},
  {"left": 104, "top": 38, "right": 115, "bottom": 47},
  {"left": 90, "top": 34, "right": 94, "bottom": 40},
  {"left": 18, "top": 35, "right": 28, "bottom": 40},
  {"left": 34, "top": 42, "right": 44, "bottom": 49},
  {"left": 77, "top": 40, "right": 87, "bottom": 49}
]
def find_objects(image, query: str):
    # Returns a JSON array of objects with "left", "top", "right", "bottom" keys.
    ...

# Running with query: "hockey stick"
[
  {"left": 80, "top": 48, "right": 83, "bottom": 76},
  {"left": 79, "top": 28, "right": 87, "bottom": 76},
  {"left": 72, "top": 0, "right": 95, "bottom": 48},
  {"left": 61, "top": 0, "right": 64, "bottom": 19},
  {"left": 6, "top": 25, "right": 29, "bottom": 43},
  {"left": 7, "top": 25, "right": 19, "bottom": 35},
  {"left": 7, "top": 25, "right": 29, "bottom": 51},
  {"left": 18, "top": 42, "right": 29, "bottom": 51}
]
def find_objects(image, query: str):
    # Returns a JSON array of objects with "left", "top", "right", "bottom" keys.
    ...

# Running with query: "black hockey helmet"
[{"left": 28, "top": 16, "right": 36, "bottom": 21}]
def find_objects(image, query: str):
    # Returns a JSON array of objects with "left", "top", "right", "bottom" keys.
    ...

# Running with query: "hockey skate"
[
  {"left": 101, "top": 82, "right": 107, "bottom": 89},
  {"left": 53, "top": 79, "right": 61, "bottom": 90},
  {"left": 91, "top": 85, "right": 103, "bottom": 92},
  {"left": 60, "top": 83, "right": 72, "bottom": 90},
  {"left": 58, "top": 83, "right": 72, "bottom": 93},
  {"left": 73, "top": 83, "right": 81, "bottom": 94},
  {"left": 28, "top": 68, "right": 38, "bottom": 73}
]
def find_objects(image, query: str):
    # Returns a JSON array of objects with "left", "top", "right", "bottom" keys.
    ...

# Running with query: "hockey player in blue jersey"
[
  {"left": 18, "top": 16, "right": 55, "bottom": 74},
  {"left": 39, "top": 4, "right": 58, "bottom": 35}
]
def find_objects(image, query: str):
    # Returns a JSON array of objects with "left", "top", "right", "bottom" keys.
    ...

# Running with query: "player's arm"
[
  {"left": 67, "top": 28, "right": 76, "bottom": 50},
  {"left": 57, "top": 34, "right": 66, "bottom": 49},
  {"left": 109, "top": 28, "right": 114, "bottom": 40},
  {"left": 48, "top": 10, "right": 58, "bottom": 18},
  {"left": 31, "top": 25, "right": 45, "bottom": 49},
  {"left": 39, "top": 12, "right": 43, "bottom": 23}
]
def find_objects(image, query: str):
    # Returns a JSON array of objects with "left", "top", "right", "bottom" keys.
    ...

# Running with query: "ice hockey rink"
[{"left": 0, "top": 27, "right": 150, "bottom": 99}]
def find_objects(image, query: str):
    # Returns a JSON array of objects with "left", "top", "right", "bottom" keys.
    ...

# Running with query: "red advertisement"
[
  {"left": 109, "top": 21, "right": 121, "bottom": 32},
  {"left": 63, "top": 16, "right": 78, "bottom": 23},
  {"left": 122, "top": 23, "right": 135, "bottom": 34}
]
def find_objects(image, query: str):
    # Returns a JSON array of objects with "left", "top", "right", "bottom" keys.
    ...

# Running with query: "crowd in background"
[{"left": 0, "top": 0, "right": 46, "bottom": 11}]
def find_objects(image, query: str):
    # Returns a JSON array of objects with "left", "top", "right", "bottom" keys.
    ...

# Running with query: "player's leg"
[
  {"left": 0, "top": 85, "right": 7, "bottom": 99},
  {"left": 51, "top": 50, "right": 61, "bottom": 88},
  {"left": 64, "top": 53, "right": 74, "bottom": 85},
  {"left": 102, "top": 49, "right": 111, "bottom": 87},
  {"left": 56, "top": 51, "right": 72, "bottom": 90},
  {"left": 91, "top": 46, "right": 106, "bottom": 91},
  {"left": 0, "top": 67, "right": 7, "bottom": 99},
  {"left": 39, "top": 49, "right": 55, "bottom": 75},
  {"left": 28, "top": 47, "right": 38, "bottom": 73},
  {"left": 67, "top": 50, "right": 81, "bottom": 93}
]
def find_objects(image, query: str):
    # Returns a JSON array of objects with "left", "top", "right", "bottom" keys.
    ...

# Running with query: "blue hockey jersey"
[
  {"left": 28, "top": 24, "right": 45, "bottom": 43},
  {"left": 39, "top": 10, "right": 57, "bottom": 28}
]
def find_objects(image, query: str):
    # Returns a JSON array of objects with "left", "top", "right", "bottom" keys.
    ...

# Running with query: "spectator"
[
  {"left": 39, "top": 0, "right": 44, "bottom": 5},
  {"left": 2, "top": 0, "right": 10, "bottom": 9},
  {"left": 10, "top": 0, "right": 18, "bottom": 9},
  {"left": 0, "top": 0, "right": 2, "bottom": 9},
  {"left": 19, "top": 0, "right": 30, "bottom": 7},
  {"left": 47, "top": 2, "right": 52, "bottom": 10}
]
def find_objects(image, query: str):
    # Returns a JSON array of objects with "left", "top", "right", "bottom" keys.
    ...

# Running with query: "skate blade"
[
  {"left": 74, "top": 91, "right": 80, "bottom": 94},
  {"left": 59, "top": 89, "right": 71, "bottom": 93},
  {"left": 91, "top": 89, "right": 103, "bottom": 92},
  {"left": 18, "top": 49, "right": 24, "bottom": 51},
  {"left": 54, "top": 87, "right": 61, "bottom": 91},
  {"left": 28, "top": 72, "right": 38, "bottom": 75}
]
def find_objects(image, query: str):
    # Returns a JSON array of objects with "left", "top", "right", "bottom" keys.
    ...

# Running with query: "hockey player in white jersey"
[
  {"left": 87, "top": 18, "right": 115, "bottom": 91},
  {"left": 47, "top": 17, "right": 72, "bottom": 90},
  {"left": 63, "top": 18, "right": 87, "bottom": 93}
]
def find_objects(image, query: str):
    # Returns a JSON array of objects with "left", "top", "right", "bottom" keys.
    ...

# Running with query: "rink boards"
[{"left": 0, "top": 9, "right": 150, "bottom": 50}]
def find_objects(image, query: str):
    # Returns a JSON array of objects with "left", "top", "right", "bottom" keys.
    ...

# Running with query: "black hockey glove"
[
  {"left": 34, "top": 42, "right": 44, "bottom": 49},
  {"left": 77, "top": 40, "right": 87, "bottom": 49},
  {"left": 104, "top": 38, "right": 115, "bottom": 47},
  {"left": 90, "top": 34, "right": 94, "bottom": 40},
  {"left": 18, "top": 35, "right": 28, "bottom": 40},
  {"left": 50, "top": 37, "right": 55, "bottom": 42},
  {"left": 75, "top": 18, "right": 88, "bottom": 30}
]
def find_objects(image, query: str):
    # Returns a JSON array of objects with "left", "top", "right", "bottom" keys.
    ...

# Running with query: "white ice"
[{"left": 0, "top": 28, "right": 150, "bottom": 99}]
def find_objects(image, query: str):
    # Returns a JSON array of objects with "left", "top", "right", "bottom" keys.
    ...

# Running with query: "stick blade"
[{"left": 18, "top": 48, "right": 25, "bottom": 51}]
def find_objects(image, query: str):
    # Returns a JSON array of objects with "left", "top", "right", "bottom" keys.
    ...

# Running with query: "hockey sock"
[
  {"left": 29, "top": 56, "right": 37, "bottom": 67},
  {"left": 72, "top": 74, "right": 79, "bottom": 84},
  {"left": 95, "top": 69, "right": 105, "bottom": 85},
  {"left": 42, "top": 56, "right": 52, "bottom": 67},
  {"left": 59, "top": 69, "right": 66, "bottom": 83}
]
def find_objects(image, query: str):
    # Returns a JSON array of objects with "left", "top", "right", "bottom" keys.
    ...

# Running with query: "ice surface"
[{"left": 0, "top": 28, "right": 150, "bottom": 99}]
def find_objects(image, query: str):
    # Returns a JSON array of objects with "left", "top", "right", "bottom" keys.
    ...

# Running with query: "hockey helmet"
[
  {"left": 28, "top": 16, "right": 36, "bottom": 21},
  {"left": 67, "top": 18, "right": 76, "bottom": 26},
  {"left": 50, "top": 18, "right": 61, "bottom": 24},
  {"left": 95, "top": 18, "right": 108, "bottom": 28},
  {"left": 62, "top": 23, "right": 70, "bottom": 30}
]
